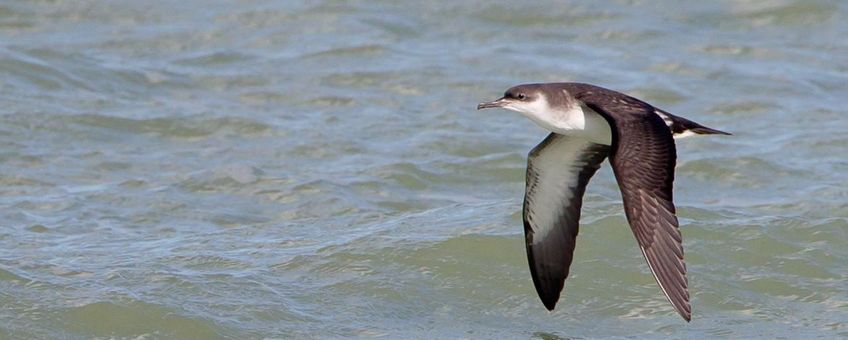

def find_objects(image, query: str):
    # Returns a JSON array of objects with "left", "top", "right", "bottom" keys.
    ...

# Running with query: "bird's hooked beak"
[{"left": 477, "top": 97, "right": 509, "bottom": 110}]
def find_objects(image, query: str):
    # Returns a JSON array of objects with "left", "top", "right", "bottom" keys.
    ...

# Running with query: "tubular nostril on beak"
[{"left": 477, "top": 98, "right": 506, "bottom": 110}]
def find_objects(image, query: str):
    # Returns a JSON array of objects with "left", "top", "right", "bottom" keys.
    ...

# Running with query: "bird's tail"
[{"left": 654, "top": 108, "right": 731, "bottom": 137}]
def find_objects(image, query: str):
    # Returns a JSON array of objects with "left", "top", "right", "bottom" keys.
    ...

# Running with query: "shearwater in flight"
[{"left": 477, "top": 82, "right": 729, "bottom": 321}]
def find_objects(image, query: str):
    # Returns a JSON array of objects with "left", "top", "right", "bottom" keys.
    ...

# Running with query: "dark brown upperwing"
[{"left": 574, "top": 86, "right": 692, "bottom": 322}]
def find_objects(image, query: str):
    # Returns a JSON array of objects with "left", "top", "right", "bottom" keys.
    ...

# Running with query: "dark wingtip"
[
  {"left": 532, "top": 278, "right": 564, "bottom": 311},
  {"left": 530, "top": 274, "right": 562, "bottom": 311},
  {"left": 674, "top": 303, "right": 692, "bottom": 322}
]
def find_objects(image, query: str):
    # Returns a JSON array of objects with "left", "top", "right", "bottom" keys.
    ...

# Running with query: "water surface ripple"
[{"left": 0, "top": 1, "right": 846, "bottom": 338}]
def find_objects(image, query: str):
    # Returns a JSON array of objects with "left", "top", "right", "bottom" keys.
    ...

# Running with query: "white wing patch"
[
  {"left": 672, "top": 130, "right": 697, "bottom": 138},
  {"left": 654, "top": 109, "right": 673, "bottom": 126},
  {"left": 524, "top": 136, "right": 596, "bottom": 242}
]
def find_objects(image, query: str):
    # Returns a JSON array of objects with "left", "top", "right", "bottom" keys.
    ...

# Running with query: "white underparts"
[{"left": 504, "top": 93, "right": 612, "bottom": 145}]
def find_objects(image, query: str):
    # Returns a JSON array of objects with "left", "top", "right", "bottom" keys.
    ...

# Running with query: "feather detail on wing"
[
  {"left": 523, "top": 133, "right": 610, "bottom": 310},
  {"left": 579, "top": 93, "right": 692, "bottom": 322}
]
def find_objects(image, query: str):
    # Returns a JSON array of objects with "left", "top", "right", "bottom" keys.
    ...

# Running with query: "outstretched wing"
[
  {"left": 523, "top": 133, "right": 610, "bottom": 311},
  {"left": 582, "top": 96, "right": 692, "bottom": 322}
]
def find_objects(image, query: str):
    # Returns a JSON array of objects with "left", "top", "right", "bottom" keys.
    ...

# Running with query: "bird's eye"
[{"left": 517, "top": 93, "right": 527, "bottom": 100}]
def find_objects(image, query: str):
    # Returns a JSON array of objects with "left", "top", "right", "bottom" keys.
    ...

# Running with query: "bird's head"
[
  {"left": 478, "top": 83, "right": 580, "bottom": 135},
  {"left": 477, "top": 83, "right": 611, "bottom": 145},
  {"left": 477, "top": 84, "right": 549, "bottom": 115}
]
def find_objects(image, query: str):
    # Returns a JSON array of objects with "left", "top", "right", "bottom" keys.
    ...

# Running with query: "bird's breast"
[{"left": 543, "top": 104, "right": 612, "bottom": 145}]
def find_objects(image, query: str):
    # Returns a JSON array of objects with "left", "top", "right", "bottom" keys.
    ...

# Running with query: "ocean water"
[{"left": 0, "top": 0, "right": 846, "bottom": 338}]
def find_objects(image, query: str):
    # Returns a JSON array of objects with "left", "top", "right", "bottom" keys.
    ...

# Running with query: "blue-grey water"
[{"left": 1, "top": 1, "right": 846, "bottom": 338}]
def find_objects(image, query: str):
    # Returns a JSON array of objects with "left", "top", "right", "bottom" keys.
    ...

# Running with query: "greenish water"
[{"left": 1, "top": 1, "right": 846, "bottom": 338}]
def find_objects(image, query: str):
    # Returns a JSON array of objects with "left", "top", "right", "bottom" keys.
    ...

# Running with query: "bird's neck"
[{"left": 521, "top": 101, "right": 612, "bottom": 146}]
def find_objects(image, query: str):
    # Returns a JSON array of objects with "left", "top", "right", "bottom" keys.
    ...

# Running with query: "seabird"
[{"left": 477, "top": 82, "right": 729, "bottom": 322}]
